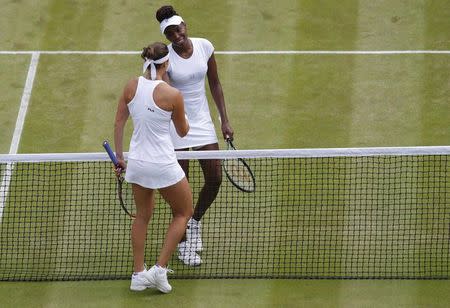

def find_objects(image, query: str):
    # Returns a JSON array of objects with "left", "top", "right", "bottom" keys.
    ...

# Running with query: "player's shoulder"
[
  {"left": 125, "top": 77, "right": 139, "bottom": 89},
  {"left": 192, "top": 37, "right": 213, "bottom": 47},
  {"left": 123, "top": 77, "right": 139, "bottom": 99},
  {"left": 156, "top": 81, "right": 182, "bottom": 99}
]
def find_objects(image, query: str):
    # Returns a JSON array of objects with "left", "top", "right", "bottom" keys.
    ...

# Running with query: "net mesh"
[{"left": 0, "top": 147, "right": 449, "bottom": 281}]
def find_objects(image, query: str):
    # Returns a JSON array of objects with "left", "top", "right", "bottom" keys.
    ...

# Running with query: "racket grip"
[
  {"left": 103, "top": 140, "right": 119, "bottom": 166},
  {"left": 227, "top": 138, "right": 236, "bottom": 150}
]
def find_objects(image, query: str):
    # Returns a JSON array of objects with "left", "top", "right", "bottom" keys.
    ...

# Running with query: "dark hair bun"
[
  {"left": 156, "top": 5, "right": 177, "bottom": 22},
  {"left": 141, "top": 42, "right": 168, "bottom": 62},
  {"left": 141, "top": 46, "right": 154, "bottom": 60}
]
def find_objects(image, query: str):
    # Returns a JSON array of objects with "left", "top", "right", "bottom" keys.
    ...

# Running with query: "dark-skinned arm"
[{"left": 207, "top": 53, "right": 234, "bottom": 140}]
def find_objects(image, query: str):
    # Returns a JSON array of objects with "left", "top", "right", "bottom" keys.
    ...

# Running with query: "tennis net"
[{"left": 0, "top": 146, "right": 449, "bottom": 281}]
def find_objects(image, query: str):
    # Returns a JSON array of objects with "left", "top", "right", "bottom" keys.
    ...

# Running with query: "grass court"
[{"left": 0, "top": 1, "right": 449, "bottom": 307}]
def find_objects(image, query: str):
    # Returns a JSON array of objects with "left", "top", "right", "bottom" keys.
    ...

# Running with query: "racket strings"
[
  {"left": 223, "top": 159, "right": 251, "bottom": 181},
  {"left": 223, "top": 139, "right": 256, "bottom": 193},
  {"left": 222, "top": 158, "right": 255, "bottom": 192}
]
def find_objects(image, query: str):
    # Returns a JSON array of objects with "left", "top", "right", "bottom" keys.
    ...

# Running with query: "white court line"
[
  {"left": 10, "top": 52, "right": 40, "bottom": 154},
  {"left": 0, "top": 50, "right": 449, "bottom": 55},
  {"left": 0, "top": 52, "right": 40, "bottom": 222}
]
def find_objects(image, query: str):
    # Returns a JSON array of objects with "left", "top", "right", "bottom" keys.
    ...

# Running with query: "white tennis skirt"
[
  {"left": 170, "top": 116, "right": 218, "bottom": 149},
  {"left": 125, "top": 159, "right": 185, "bottom": 189}
]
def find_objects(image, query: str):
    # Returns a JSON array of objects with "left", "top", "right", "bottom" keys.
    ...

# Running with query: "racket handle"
[
  {"left": 103, "top": 140, "right": 119, "bottom": 166},
  {"left": 226, "top": 138, "right": 236, "bottom": 150}
]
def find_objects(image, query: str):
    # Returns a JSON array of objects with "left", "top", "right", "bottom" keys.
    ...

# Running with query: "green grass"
[
  {"left": 0, "top": 0, "right": 449, "bottom": 307},
  {"left": 1, "top": 157, "right": 448, "bottom": 281},
  {"left": 1, "top": 280, "right": 450, "bottom": 308},
  {"left": 0, "top": 55, "right": 30, "bottom": 153},
  {"left": 0, "top": 1, "right": 449, "bottom": 152},
  {"left": 19, "top": 54, "right": 137, "bottom": 153},
  {"left": 8, "top": 53, "right": 450, "bottom": 153},
  {"left": 1, "top": 1, "right": 449, "bottom": 51}
]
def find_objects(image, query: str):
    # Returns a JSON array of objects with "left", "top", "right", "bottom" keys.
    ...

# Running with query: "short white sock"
[{"left": 133, "top": 269, "right": 146, "bottom": 276}]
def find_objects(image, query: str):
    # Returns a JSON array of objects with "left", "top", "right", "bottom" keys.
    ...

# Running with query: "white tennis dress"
[
  {"left": 125, "top": 77, "right": 185, "bottom": 189},
  {"left": 167, "top": 38, "right": 218, "bottom": 149}
]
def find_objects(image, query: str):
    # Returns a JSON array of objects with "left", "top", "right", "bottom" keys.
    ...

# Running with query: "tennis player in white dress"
[
  {"left": 156, "top": 5, "right": 235, "bottom": 266},
  {"left": 114, "top": 42, "right": 192, "bottom": 293}
]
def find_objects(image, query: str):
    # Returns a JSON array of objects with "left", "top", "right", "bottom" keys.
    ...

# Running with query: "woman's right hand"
[{"left": 115, "top": 159, "right": 127, "bottom": 177}]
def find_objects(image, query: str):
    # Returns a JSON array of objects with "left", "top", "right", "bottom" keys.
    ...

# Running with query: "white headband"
[
  {"left": 142, "top": 54, "right": 169, "bottom": 80},
  {"left": 160, "top": 15, "right": 184, "bottom": 34}
]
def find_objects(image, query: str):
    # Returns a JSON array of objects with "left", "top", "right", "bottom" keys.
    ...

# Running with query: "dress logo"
[{"left": 147, "top": 107, "right": 155, "bottom": 112}]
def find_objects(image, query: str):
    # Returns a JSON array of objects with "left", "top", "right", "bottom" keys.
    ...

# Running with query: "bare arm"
[
  {"left": 170, "top": 89, "right": 189, "bottom": 137},
  {"left": 154, "top": 83, "right": 189, "bottom": 137},
  {"left": 207, "top": 53, "right": 234, "bottom": 140},
  {"left": 114, "top": 79, "right": 136, "bottom": 169}
]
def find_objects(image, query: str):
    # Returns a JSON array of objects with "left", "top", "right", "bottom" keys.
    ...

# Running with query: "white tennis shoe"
[
  {"left": 178, "top": 241, "right": 202, "bottom": 266},
  {"left": 130, "top": 268, "right": 154, "bottom": 291},
  {"left": 186, "top": 218, "right": 203, "bottom": 252},
  {"left": 143, "top": 265, "right": 174, "bottom": 293}
]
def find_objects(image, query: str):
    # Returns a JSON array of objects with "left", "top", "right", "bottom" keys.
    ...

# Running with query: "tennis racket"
[
  {"left": 102, "top": 140, "right": 135, "bottom": 218},
  {"left": 222, "top": 139, "right": 256, "bottom": 193}
]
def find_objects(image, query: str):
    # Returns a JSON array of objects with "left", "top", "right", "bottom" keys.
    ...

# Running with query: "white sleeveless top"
[
  {"left": 127, "top": 77, "right": 176, "bottom": 163},
  {"left": 167, "top": 38, "right": 218, "bottom": 149}
]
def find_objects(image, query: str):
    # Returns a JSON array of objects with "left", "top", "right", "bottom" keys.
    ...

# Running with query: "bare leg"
[
  {"left": 175, "top": 149, "right": 190, "bottom": 242},
  {"left": 193, "top": 143, "right": 222, "bottom": 221},
  {"left": 131, "top": 184, "right": 155, "bottom": 273},
  {"left": 176, "top": 149, "right": 190, "bottom": 181},
  {"left": 157, "top": 177, "right": 193, "bottom": 267}
]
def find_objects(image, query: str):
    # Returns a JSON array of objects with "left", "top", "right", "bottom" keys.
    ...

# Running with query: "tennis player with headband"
[
  {"left": 156, "top": 5, "right": 234, "bottom": 267},
  {"left": 114, "top": 42, "right": 192, "bottom": 293}
]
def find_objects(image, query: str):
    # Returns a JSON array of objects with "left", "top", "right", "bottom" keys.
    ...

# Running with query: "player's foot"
[
  {"left": 186, "top": 218, "right": 203, "bottom": 252},
  {"left": 143, "top": 265, "right": 173, "bottom": 293},
  {"left": 130, "top": 267, "right": 154, "bottom": 291},
  {"left": 178, "top": 241, "right": 202, "bottom": 266}
]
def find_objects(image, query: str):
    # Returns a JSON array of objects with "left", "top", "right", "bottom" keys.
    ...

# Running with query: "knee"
[
  {"left": 174, "top": 203, "right": 193, "bottom": 221},
  {"left": 135, "top": 208, "right": 152, "bottom": 224},
  {"left": 135, "top": 213, "right": 151, "bottom": 226}
]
